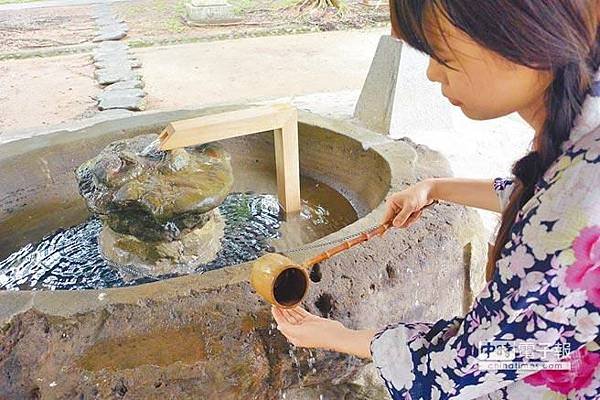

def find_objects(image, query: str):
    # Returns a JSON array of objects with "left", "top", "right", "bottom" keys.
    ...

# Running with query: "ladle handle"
[
  {"left": 301, "top": 221, "right": 393, "bottom": 268},
  {"left": 300, "top": 200, "right": 438, "bottom": 269}
]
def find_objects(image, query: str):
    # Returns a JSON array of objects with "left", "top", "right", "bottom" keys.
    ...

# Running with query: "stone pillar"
[
  {"left": 353, "top": 35, "right": 402, "bottom": 134},
  {"left": 185, "top": 0, "right": 240, "bottom": 25}
]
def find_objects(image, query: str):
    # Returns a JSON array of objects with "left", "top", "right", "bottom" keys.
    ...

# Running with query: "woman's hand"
[
  {"left": 382, "top": 180, "right": 435, "bottom": 227},
  {"left": 271, "top": 305, "right": 375, "bottom": 359},
  {"left": 271, "top": 305, "right": 344, "bottom": 349}
]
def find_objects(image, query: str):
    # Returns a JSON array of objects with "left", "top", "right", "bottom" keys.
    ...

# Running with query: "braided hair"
[
  {"left": 389, "top": 0, "right": 600, "bottom": 279},
  {"left": 490, "top": 17, "right": 600, "bottom": 279}
]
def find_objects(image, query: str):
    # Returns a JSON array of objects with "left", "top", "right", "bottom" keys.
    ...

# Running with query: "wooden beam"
[{"left": 158, "top": 104, "right": 301, "bottom": 214}]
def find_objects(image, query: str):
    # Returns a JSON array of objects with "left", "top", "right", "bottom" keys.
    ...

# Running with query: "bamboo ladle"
[{"left": 250, "top": 221, "right": 394, "bottom": 308}]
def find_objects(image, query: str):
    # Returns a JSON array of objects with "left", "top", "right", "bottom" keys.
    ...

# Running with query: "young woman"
[{"left": 271, "top": 1, "right": 600, "bottom": 399}]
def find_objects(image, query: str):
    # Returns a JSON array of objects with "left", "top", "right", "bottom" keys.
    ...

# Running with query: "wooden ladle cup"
[
  {"left": 250, "top": 253, "right": 309, "bottom": 309},
  {"left": 250, "top": 221, "right": 394, "bottom": 308}
]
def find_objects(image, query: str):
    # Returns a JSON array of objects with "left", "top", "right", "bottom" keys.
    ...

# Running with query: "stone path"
[
  {"left": 90, "top": 3, "right": 146, "bottom": 112},
  {"left": 0, "top": 29, "right": 385, "bottom": 132}
]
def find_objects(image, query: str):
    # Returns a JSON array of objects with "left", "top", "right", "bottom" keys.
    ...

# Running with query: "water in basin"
[{"left": 0, "top": 180, "right": 356, "bottom": 290}]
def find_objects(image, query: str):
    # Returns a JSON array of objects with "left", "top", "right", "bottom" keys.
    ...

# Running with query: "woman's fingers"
[
  {"left": 288, "top": 306, "right": 310, "bottom": 321},
  {"left": 382, "top": 199, "right": 400, "bottom": 224},
  {"left": 404, "top": 209, "right": 423, "bottom": 227},
  {"left": 272, "top": 306, "right": 285, "bottom": 324},
  {"left": 292, "top": 306, "right": 312, "bottom": 317},
  {"left": 272, "top": 307, "right": 301, "bottom": 344},
  {"left": 282, "top": 308, "right": 303, "bottom": 324},
  {"left": 272, "top": 305, "right": 301, "bottom": 325},
  {"left": 393, "top": 203, "right": 413, "bottom": 227},
  {"left": 272, "top": 306, "right": 293, "bottom": 325}
]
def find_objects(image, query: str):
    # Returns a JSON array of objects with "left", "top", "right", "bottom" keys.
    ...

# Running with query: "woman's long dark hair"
[{"left": 389, "top": 0, "right": 600, "bottom": 280}]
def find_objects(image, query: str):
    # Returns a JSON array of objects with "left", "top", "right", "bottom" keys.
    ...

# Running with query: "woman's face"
[{"left": 395, "top": 11, "right": 553, "bottom": 125}]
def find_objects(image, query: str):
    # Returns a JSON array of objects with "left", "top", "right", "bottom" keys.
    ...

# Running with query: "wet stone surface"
[{"left": 75, "top": 134, "right": 234, "bottom": 242}]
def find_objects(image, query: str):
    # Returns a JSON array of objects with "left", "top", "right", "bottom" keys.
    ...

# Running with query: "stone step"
[
  {"left": 95, "top": 68, "right": 141, "bottom": 85},
  {"left": 97, "top": 89, "right": 146, "bottom": 111},
  {"left": 104, "top": 79, "right": 145, "bottom": 91}
]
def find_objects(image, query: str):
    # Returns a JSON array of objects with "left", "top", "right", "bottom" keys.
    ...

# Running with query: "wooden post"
[
  {"left": 273, "top": 116, "right": 301, "bottom": 214},
  {"left": 158, "top": 104, "right": 301, "bottom": 214}
]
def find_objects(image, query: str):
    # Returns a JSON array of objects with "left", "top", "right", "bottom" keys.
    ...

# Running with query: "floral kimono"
[{"left": 369, "top": 72, "right": 600, "bottom": 399}]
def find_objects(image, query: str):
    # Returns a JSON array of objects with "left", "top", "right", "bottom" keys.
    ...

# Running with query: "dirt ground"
[
  {"left": 0, "top": 27, "right": 385, "bottom": 132},
  {"left": 114, "top": 0, "right": 389, "bottom": 45},
  {"left": 136, "top": 27, "right": 385, "bottom": 110},
  {"left": 0, "top": 5, "right": 95, "bottom": 52},
  {"left": 0, "top": 0, "right": 388, "bottom": 54},
  {"left": 0, "top": 54, "right": 99, "bottom": 132},
  {"left": 0, "top": 0, "right": 390, "bottom": 132}
]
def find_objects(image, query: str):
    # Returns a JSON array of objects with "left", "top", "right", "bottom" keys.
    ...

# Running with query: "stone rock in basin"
[
  {"left": 100, "top": 208, "right": 226, "bottom": 278},
  {"left": 75, "top": 134, "right": 234, "bottom": 242}
]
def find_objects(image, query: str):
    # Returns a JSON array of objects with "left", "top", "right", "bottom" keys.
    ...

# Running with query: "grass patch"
[
  {"left": 164, "top": 15, "right": 186, "bottom": 33},
  {"left": 163, "top": 0, "right": 186, "bottom": 33},
  {"left": 119, "top": 0, "right": 188, "bottom": 33}
]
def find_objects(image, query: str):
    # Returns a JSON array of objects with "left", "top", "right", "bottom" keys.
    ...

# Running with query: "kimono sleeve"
[
  {"left": 369, "top": 145, "right": 600, "bottom": 400},
  {"left": 493, "top": 177, "right": 515, "bottom": 211}
]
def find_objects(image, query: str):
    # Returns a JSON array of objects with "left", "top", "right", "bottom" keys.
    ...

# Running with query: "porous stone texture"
[{"left": 0, "top": 109, "right": 487, "bottom": 399}]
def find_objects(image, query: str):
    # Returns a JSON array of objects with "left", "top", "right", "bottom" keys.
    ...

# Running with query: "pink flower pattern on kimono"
[
  {"left": 565, "top": 226, "right": 600, "bottom": 307},
  {"left": 524, "top": 346, "right": 600, "bottom": 394}
]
